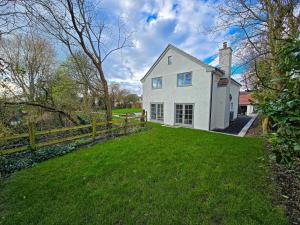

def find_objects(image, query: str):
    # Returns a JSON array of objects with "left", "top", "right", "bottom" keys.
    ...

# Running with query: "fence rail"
[{"left": 0, "top": 112, "right": 147, "bottom": 156}]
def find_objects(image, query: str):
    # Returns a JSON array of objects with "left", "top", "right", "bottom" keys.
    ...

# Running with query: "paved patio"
[{"left": 214, "top": 115, "right": 252, "bottom": 135}]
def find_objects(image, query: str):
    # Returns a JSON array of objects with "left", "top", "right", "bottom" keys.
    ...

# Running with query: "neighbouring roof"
[
  {"left": 239, "top": 92, "right": 253, "bottom": 105},
  {"left": 140, "top": 44, "right": 217, "bottom": 82}
]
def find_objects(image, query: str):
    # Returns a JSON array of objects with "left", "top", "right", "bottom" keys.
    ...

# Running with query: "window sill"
[
  {"left": 150, "top": 119, "right": 164, "bottom": 123},
  {"left": 177, "top": 85, "right": 192, "bottom": 87}
]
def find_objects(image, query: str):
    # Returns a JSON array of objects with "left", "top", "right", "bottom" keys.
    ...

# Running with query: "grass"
[
  {"left": 112, "top": 108, "right": 142, "bottom": 114},
  {"left": 0, "top": 124, "right": 287, "bottom": 225}
]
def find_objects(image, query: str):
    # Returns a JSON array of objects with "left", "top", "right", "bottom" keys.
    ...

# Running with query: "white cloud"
[{"left": 99, "top": 0, "right": 232, "bottom": 94}]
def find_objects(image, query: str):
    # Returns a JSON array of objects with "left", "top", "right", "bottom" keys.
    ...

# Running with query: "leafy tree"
[
  {"left": 51, "top": 72, "right": 80, "bottom": 113},
  {"left": 59, "top": 52, "right": 100, "bottom": 114}
]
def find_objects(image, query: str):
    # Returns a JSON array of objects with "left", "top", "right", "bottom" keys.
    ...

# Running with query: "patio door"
[
  {"left": 150, "top": 103, "right": 164, "bottom": 121},
  {"left": 175, "top": 104, "right": 193, "bottom": 126}
]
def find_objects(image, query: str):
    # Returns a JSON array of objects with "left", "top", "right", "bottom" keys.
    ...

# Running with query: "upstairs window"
[
  {"left": 152, "top": 77, "right": 162, "bottom": 89},
  {"left": 168, "top": 56, "right": 172, "bottom": 65},
  {"left": 177, "top": 72, "right": 192, "bottom": 87}
]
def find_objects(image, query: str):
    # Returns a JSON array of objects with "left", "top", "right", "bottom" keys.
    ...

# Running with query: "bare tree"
[
  {"left": 215, "top": 0, "right": 299, "bottom": 87},
  {"left": 0, "top": 33, "right": 82, "bottom": 125},
  {"left": 215, "top": 0, "right": 299, "bottom": 133},
  {"left": 0, "top": 0, "right": 27, "bottom": 37},
  {"left": 0, "top": 33, "right": 54, "bottom": 102},
  {"left": 23, "top": 0, "right": 132, "bottom": 121}
]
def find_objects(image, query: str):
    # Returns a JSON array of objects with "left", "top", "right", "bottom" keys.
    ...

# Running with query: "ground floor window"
[
  {"left": 150, "top": 103, "right": 164, "bottom": 121},
  {"left": 175, "top": 104, "right": 193, "bottom": 126}
]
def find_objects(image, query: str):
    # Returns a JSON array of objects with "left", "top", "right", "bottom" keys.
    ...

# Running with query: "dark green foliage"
[
  {"left": 0, "top": 144, "right": 76, "bottom": 177},
  {"left": 257, "top": 36, "right": 300, "bottom": 164}
]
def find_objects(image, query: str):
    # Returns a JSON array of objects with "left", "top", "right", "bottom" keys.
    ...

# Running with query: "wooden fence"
[{"left": 0, "top": 113, "right": 147, "bottom": 156}]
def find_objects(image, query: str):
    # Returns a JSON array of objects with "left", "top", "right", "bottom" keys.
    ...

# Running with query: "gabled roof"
[{"left": 140, "top": 44, "right": 216, "bottom": 82}]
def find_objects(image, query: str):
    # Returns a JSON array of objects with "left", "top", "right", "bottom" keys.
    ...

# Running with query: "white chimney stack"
[{"left": 219, "top": 42, "right": 232, "bottom": 77}]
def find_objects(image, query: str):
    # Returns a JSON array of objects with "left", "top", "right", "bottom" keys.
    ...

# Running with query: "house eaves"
[
  {"left": 231, "top": 77, "right": 242, "bottom": 86},
  {"left": 140, "top": 44, "right": 218, "bottom": 82}
]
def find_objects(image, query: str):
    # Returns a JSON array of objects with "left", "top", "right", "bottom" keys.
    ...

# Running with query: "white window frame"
[
  {"left": 150, "top": 103, "right": 164, "bottom": 122},
  {"left": 174, "top": 103, "right": 194, "bottom": 127},
  {"left": 152, "top": 77, "right": 162, "bottom": 89},
  {"left": 177, "top": 72, "right": 192, "bottom": 87}
]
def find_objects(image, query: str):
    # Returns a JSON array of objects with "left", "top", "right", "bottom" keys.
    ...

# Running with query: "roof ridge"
[{"left": 140, "top": 44, "right": 217, "bottom": 82}]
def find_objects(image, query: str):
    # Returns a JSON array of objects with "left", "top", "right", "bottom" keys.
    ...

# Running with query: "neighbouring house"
[
  {"left": 131, "top": 96, "right": 143, "bottom": 109},
  {"left": 141, "top": 42, "right": 241, "bottom": 130},
  {"left": 239, "top": 91, "right": 255, "bottom": 115}
]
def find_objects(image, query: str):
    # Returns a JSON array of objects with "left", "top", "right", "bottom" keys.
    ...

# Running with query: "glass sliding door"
[
  {"left": 184, "top": 104, "right": 193, "bottom": 125},
  {"left": 175, "top": 104, "right": 183, "bottom": 124},
  {"left": 150, "top": 103, "right": 164, "bottom": 121},
  {"left": 175, "top": 104, "right": 193, "bottom": 126},
  {"left": 150, "top": 104, "right": 157, "bottom": 120}
]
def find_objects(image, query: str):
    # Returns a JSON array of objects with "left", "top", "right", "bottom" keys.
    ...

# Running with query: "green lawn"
[
  {"left": 112, "top": 108, "right": 142, "bottom": 114},
  {"left": 0, "top": 124, "right": 287, "bottom": 225}
]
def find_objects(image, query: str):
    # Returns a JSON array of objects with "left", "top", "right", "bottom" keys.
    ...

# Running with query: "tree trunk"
[
  {"left": 262, "top": 117, "right": 269, "bottom": 134},
  {"left": 102, "top": 80, "right": 112, "bottom": 121},
  {"left": 94, "top": 61, "right": 112, "bottom": 122}
]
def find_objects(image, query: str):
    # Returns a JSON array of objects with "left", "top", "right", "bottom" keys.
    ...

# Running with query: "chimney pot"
[{"left": 223, "top": 42, "right": 227, "bottom": 49}]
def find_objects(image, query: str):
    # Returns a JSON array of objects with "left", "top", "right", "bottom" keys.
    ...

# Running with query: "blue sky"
[{"left": 93, "top": 0, "right": 244, "bottom": 94}]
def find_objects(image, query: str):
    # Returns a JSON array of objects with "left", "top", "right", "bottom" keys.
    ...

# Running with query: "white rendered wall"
[
  {"left": 230, "top": 82, "right": 240, "bottom": 120},
  {"left": 246, "top": 105, "right": 254, "bottom": 115},
  {"left": 142, "top": 48, "right": 212, "bottom": 130}
]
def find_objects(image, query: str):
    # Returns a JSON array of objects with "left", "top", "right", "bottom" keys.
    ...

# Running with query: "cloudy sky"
[{"left": 95, "top": 0, "right": 242, "bottom": 94}]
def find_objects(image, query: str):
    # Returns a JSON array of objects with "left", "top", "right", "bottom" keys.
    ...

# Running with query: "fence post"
[
  {"left": 106, "top": 120, "right": 112, "bottom": 139},
  {"left": 92, "top": 116, "right": 96, "bottom": 141},
  {"left": 124, "top": 113, "right": 128, "bottom": 135},
  {"left": 141, "top": 110, "right": 145, "bottom": 127},
  {"left": 28, "top": 122, "right": 36, "bottom": 150}
]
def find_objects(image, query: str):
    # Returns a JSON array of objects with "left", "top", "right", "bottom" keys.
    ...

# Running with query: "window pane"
[
  {"left": 175, "top": 104, "right": 193, "bottom": 125},
  {"left": 175, "top": 104, "right": 183, "bottom": 123},
  {"left": 152, "top": 79, "right": 156, "bottom": 88},
  {"left": 151, "top": 103, "right": 163, "bottom": 121},
  {"left": 160, "top": 104, "right": 164, "bottom": 121},
  {"left": 177, "top": 74, "right": 184, "bottom": 86},
  {"left": 178, "top": 73, "right": 192, "bottom": 86},
  {"left": 150, "top": 104, "right": 156, "bottom": 120},
  {"left": 184, "top": 104, "right": 193, "bottom": 125},
  {"left": 157, "top": 78, "right": 162, "bottom": 88},
  {"left": 185, "top": 73, "right": 192, "bottom": 85},
  {"left": 157, "top": 104, "right": 163, "bottom": 121},
  {"left": 152, "top": 77, "right": 162, "bottom": 89},
  {"left": 168, "top": 56, "right": 172, "bottom": 65}
]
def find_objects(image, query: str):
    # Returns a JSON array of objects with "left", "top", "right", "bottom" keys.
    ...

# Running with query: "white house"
[{"left": 141, "top": 42, "right": 241, "bottom": 131}]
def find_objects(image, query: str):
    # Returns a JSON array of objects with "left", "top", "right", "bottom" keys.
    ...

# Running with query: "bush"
[
  {"left": 257, "top": 36, "right": 300, "bottom": 165},
  {"left": 0, "top": 143, "right": 76, "bottom": 177}
]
